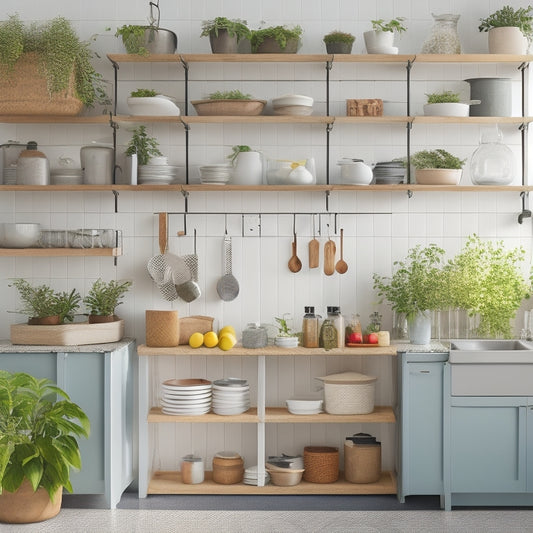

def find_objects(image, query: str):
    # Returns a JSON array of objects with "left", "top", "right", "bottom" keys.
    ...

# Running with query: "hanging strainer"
[
  {"left": 216, "top": 234, "right": 239, "bottom": 301},
  {"left": 176, "top": 229, "right": 201, "bottom": 302}
]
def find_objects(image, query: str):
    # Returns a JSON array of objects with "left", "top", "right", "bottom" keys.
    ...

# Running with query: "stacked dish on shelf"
[
  {"left": 373, "top": 161, "right": 406, "bottom": 184},
  {"left": 286, "top": 396, "right": 323, "bottom": 415},
  {"left": 243, "top": 465, "right": 270, "bottom": 486},
  {"left": 138, "top": 164, "right": 179, "bottom": 185},
  {"left": 2, "top": 166, "right": 16, "bottom": 185},
  {"left": 212, "top": 378, "right": 250, "bottom": 415},
  {"left": 266, "top": 454, "right": 305, "bottom": 486},
  {"left": 160, "top": 378, "right": 212, "bottom": 415},
  {"left": 51, "top": 168, "right": 83, "bottom": 185},
  {"left": 271, "top": 94, "right": 314, "bottom": 116},
  {"left": 199, "top": 164, "right": 232, "bottom": 185}
]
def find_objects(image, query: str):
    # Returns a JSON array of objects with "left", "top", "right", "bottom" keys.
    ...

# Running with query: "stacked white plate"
[
  {"left": 160, "top": 378, "right": 212, "bottom": 416},
  {"left": 199, "top": 164, "right": 232, "bottom": 185},
  {"left": 243, "top": 465, "right": 271, "bottom": 486},
  {"left": 51, "top": 168, "right": 83, "bottom": 185},
  {"left": 138, "top": 164, "right": 179, "bottom": 185},
  {"left": 3, "top": 167, "right": 17, "bottom": 185},
  {"left": 212, "top": 378, "right": 250, "bottom": 415},
  {"left": 373, "top": 161, "right": 406, "bottom": 184}
]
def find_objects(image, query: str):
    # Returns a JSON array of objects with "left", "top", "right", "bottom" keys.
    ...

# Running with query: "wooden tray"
[
  {"left": 346, "top": 343, "right": 381, "bottom": 348},
  {"left": 10, "top": 320, "right": 124, "bottom": 346}
]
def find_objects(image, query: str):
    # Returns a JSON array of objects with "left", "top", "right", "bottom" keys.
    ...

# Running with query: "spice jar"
[
  {"left": 320, "top": 307, "right": 344, "bottom": 350},
  {"left": 302, "top": 306, "right": 319, "bottom": 348},
  {"left": 181, "top": 454, "right": 204, "bottom": 484},
  {"left": 421, "top": 13, "right": 461, "bottom": 54}
]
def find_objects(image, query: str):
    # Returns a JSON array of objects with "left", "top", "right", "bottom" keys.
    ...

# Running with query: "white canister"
[
  {"left": 181, "top": 454, "right": 204, "bottom": 484},
  {"left": 80, "top": 145, "right": 115, "bottom": 185},
  {"left": 16, "top": 141, "right": 50, "bottom": 185},
  {"left": 231, "top": 151, "right": 263, "bottom": 185},
  {"left": 337, "top": 159, "right": 373, "bottom": 185}
]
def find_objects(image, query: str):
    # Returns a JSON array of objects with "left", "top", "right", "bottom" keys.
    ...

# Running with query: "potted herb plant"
[
  {"left": 83, "top": 279, "right": 132, "bottom": 323},
  {"left": 479, "top": 5, "right": 533, "bottom": 54},
  {"left": 9, "top": 279, "right": 81, "bottom": 325},
  {"left": 274, "top": 315, "right": 299, "bottom": 348},
  {"left": 364, "top": 17, "right": 406, "bottom": 54},
  {"left": 0, "top": 14, "right": 107, "bottom": 116},
  {"left": 191, "top": 90, "right": 266, "bottom": 116},
  {"left": 373, "top": 243, "right": 447, "bottom": 344},
  {"left": 251, "top": 25, "right": 303, "bottom": 54},
  {"left": 423, "top": 90, "right": 471, "bottom": 117},
  {"left": 126, "top": 88, "right": 180, "bottom": 116},
  {"left": 444, "top": 235, "right": 532, "bottom": 338},
  {"left": 125, "top": 125, "right": 163, "bottom": 166},
  {"left": 227, "top": 145, "right": 263, "bottom": 185},
  {"left": 0, "top": 371, "right": 90, "bottom": 524},
  {"left": 323, "top": 31, "right": 355, "bottom": 54},
  {"left": 409, "top": 149, "right": 466, "bottom": 185},
  {"left": 200, "top": 17, "right": 251, "bottom": 54}
]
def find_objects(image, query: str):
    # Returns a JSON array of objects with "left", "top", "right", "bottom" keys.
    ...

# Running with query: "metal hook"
[
  {"left": 292, "top": 213, "right": 297, "bottom": 236},
  {"left": 519, "top": 191, "right": 532, "bottom": 224},
  {"left": 224, "top": 213, "right": 228, "bottom": 235},
  {"left": 194, "top": 228, "right": 197, "bottom": 253}
]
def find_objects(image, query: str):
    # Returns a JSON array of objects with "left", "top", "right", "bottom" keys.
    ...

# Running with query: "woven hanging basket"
[{"left": 0, "top": 52, "right": 83, "bottom": 116}]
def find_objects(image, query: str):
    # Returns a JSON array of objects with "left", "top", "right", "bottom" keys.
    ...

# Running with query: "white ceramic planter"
[
  {"left": 231, "top": 151, "right": 263, "bottom": 185},
  {"left": 488, "top": 27, "right": 528, "bottom": 54},
  {"left": 363, "top": 30, "right": 396, "bottom": 54},
  {"left": 423, "top": 102, "right": 469, "bottom": 117}
]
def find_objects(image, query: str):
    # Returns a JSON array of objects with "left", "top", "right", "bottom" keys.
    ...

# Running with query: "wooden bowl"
[{"left": 191, "top": 99, "right": 266, "bottom": 116}]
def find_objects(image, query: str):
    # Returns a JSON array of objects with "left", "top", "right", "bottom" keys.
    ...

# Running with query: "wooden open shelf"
[
  {"left": 0, "top": 247, "right": 122, "bottom": 257},
  {"left": 147, "top": 470, "right": 397, "bottom": 495}
]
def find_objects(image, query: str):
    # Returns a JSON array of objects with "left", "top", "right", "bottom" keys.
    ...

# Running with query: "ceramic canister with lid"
[
  {"left": 180, "top": 454, "right": 204, "bottom": 484},
  {"left": 16, "top": 141, "right": 50, "bottom": 185}
]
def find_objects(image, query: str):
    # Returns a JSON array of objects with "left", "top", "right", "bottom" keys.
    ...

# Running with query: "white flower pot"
[
  {"left": 423, "top": 102, "right": 469, "bottom": 117},
  {"left": 488, "top": 27, "right": 528, "bottom": 54},
  {"left": 408, "top": 311, "right": 432, "bottom": 345},
  {"left": 415, "top": 168, "right": 462, "bottom": 185},
  {"left": 363, "top": 30, "right": 395, "bottom": 54},
  {"left": 231, "top": 151, "right": 263, "bottom": 185}
]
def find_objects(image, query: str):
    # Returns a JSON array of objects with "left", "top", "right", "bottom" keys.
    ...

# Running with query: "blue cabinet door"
[{"left": 450, "top": 396, "right": 527, "bottom": 493}]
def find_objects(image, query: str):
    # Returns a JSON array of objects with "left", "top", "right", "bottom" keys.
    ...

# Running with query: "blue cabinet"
[
  {"left": 397, "top": 352, "right": 448, "bottom": 505},
  {"left": 0, "top": 340, "right": 135, "bottom": 509}
]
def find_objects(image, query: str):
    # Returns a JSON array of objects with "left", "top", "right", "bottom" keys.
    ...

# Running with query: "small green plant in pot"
[
  {"left": 323, "top": 31, "right": 355, "bottom": 54},
  {"left": 251, "top": 25, "right": 303, "bottom": 53},
  {"left": 410, "top": 149, "right": 466, "bottom": 185},
  {"left": 84, "top": 279, "right": 132, "bottom": 323},
  {"left": 201, "top": 17, "right": 251, "bottom": 53},
  {"left": 125, "top": 125, "right": 163, "bottom": 166},
  {"left": 0, "top": 371, "right": 90, "bottom": 524},
  {"left": 423, "top": 90, "right": 470, "bottom": 117},
  {"left": 364, "top": 17, "right": 406, "bottom": 53},
  {"left": 191, "top": 90, "right": 266, "bottom": 116},
  {"left": 479, "top": 5, "right": 533, "bottom": 53},
  {"left": 9, "top": 279, "right": 81, "bottom": 325}
]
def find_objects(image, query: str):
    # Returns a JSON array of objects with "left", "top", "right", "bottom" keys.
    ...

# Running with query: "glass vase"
[
  {"left": 470, "top": 126, "right": 514, "bottom": 185},
  {"left": 421, "top": 13, "right": 462, "bottom": 54}
]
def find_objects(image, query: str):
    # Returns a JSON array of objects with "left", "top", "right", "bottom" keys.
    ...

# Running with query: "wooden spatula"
[
  {"left": 309, "top": 216, "right": 319, "bottom": 268},
  {"left": 324, "top": 238, "right": 336, "bottom": 276}
]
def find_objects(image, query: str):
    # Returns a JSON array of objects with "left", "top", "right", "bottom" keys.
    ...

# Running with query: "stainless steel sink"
[{"left": 449, "top": 339, "right": 533, "bottom": 395}]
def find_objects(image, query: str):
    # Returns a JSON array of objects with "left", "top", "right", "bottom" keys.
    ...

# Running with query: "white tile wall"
[{"left": 1, "top": 0, "right": 533, "bottom": 476}]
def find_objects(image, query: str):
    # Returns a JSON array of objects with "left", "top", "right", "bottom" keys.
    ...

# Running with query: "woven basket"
[
  {"left": 145, "top": 310, "right": 179, "bottom": 347},
  {"left": 344, "top": 441, "right": 381, "bottom": 484},
  {"left": 320, "top": 372, "right": 377, "bottom": 415},
  {"left": 0, "top": 53, "right": 83, "bottom": 116},
  {"left": 212, "top": 457, "right": 244, "bottom": 485},
  {"left": 178, "top": 315, "right": 214, "bottom": 344},
  {"left": 303, "top": 446, "right": 339, "bottom": 483}
]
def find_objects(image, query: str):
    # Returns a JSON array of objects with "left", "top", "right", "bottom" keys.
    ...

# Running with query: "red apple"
[
  {"left": 368, "top": 332, "right": 379, "bottom": 344},
  {"left": 348, "top": 332, "right": 363, "bottom": 344}
]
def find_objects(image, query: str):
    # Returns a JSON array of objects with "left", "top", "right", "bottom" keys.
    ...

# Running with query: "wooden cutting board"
[{"left": 323, "top": 239, "right": 336, "bottom": 276}]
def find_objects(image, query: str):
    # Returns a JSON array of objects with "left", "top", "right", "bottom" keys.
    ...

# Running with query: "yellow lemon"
[
  {"left": 218, "top": 325, "right": 236, "bottom": 338},
  {"left": 203, "top": 331, "right": 219, "bottom": 348},
  {"left": 290, "top": 160, "right": 306, "bottom": 169},
  {"left": 188, "top": 332, "right": 204, "bottom": 348},
  {"left": 218, "top": 333, "right": 237, "bottom": 351}
]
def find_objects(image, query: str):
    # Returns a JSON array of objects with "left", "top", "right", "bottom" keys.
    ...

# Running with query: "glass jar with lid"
[
  {"left": 421, "top": 13, "right": 462, "bottom": 54},
  {"left": 470, "top": 126, "right": 514, "bottom": 185}
]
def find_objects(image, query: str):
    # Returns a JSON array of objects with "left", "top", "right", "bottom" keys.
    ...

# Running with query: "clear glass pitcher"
[
  {"left": 421, "top": 13, "right": 462, "bottom": 54},
  {"left": 470, "top": 126, "right": 514, "bottom": 185}
]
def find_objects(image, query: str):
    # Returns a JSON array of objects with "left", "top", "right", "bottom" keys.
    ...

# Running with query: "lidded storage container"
[
  {"left": 302, "top": 306, "right": 319, "bottom": 348},
  {"left": 180, "top": 454, "right": 204, "bottom": 484},
  {"left": 16, "top": 141, "right": 50, "bottom": 185},
  {"left": 242, "top": 322, "right": 268, "bottom": 348},
  {"left": 344, "top": 433, "right": 381, "bottom": 484},
  {"left": 212, "top": 451, "right": 244, "bottom": 485},
  {"left": 318, "top": 371, "right": 377, "bottom": 415},
  {"left": 303, "top": 446, "right": 339, "bottom": 483}
]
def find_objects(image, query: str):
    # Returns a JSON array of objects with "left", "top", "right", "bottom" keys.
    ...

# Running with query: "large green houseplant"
[
  {"left": 0, "top": 14, "right": 106, "bottom": 114},
  {"left": 0, "top": 371, "right": 90, "bottom": 523}
]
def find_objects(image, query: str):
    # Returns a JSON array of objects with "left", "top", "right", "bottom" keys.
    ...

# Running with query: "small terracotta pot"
[
  {"left": 28, "top": 315, "right": 61, "bottom": 325},
  {"left": 88, "top": 314, "right": 118, "bottom": 324}
]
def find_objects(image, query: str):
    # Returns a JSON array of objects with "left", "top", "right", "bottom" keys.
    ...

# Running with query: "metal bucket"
[{"left": 465, "top": 77, "right": 511, "bottom": 117}]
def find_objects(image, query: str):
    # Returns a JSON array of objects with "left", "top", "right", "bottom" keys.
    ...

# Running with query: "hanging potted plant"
[
  {"left": 0, "top": 15, "right": 107, "bottom": 116},
  {"left": 373, "top": 243, "right": 447, "bottom": 344},
  {"left": 9, "top": 279, "right": 81, "bottom": 325},
  {"left": 409, "top": 149, "right": 466, "bottom": 185},
  {"left": 251, "top": 25, "right": 303, "bottom": 54},
  {"left": 0, "top": 371, "right": 90, "bottom": 524},
  {"left": 227, "top": 145, "right": 263, "bottom": 185},
  {"left": 83, "top": 278, "right": 132, "bottom": 323},
  {"left": 363, "top": 17, "right": 406, "bottom": 54},
  {"left": 479, "top": 5, "right": 533, "bottom": 54},
  {"left": 323, "top": 30, "right": 356, "bottom": 54},
  {"left": 200, "top": 17, "right": 251, "bottom": 54}
]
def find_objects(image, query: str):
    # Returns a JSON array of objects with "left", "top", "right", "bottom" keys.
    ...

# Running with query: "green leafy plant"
[
  {"left": 200, "top": 17, "right": 251, "bottom": 42},
  {"left": 83, "top": 279, "right": 132, "bottom": 317},
  {"left": 373, "top": 243, "right": 447, "bottom": 319},
  {"left": 208, "top": 90, "right": 252, "bottom": 100},
  {"left": 410, "top": 149, "right": 466, "bottom": 170},
  {"left": 0, "top": 371, "right": 90, "bottom": 500},
  {"left": 227, "top": 145, "right": 252, "bottom": 164},
  {"left": 9, "top": 279, "right": 81, "bottom": 324},
  {"left": 130, "top": 88, "right": 158, "bottom": 97},
  {"left": 0, "top": 14, "right": 106, "bottom": 107},
  {"left": 251, "top": 25, "right": 303, "bottom": 52},
  {"left": 479, "top": 5, "right": 533, "bottom": 40},
  {"left": 371, "top": 18, "right": 407, "bottom": 34},
  {"left": 274, "top": 315, "right": 298, "bottom": 337},
  {"left": 323, "top": 31, "right": 355, "bottom": 45},
  {"left": 444, "top": 235, "right": 532, "bottom": 338},
  {"left": 115, "top": 25, "right": 151, "bottom": 55},
  {"left": 426, "top": 90, "right": 460, "bottom": 104},
  {"left": 125, "top": 125, "right": 163, "bottom": 166}
]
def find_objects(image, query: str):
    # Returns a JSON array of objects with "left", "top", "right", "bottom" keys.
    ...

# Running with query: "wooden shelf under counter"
[
  {"left": 147, "top": 470, "right": 397, "bottom": 495},
  {"left": 0, "top": 247, "right": 122, "bottom": 257}
]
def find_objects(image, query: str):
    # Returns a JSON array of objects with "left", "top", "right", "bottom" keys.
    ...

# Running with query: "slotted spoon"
[{"left": 216, "top": 235, "right": 239, "bottom": 301}]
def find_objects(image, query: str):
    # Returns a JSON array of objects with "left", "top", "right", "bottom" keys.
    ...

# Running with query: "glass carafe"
[
  {"left": 421, "top": 13, "right": 462, "bottom": 54},
  {"left": 470, "top": 126, "right": 514, "bottom": 185}
]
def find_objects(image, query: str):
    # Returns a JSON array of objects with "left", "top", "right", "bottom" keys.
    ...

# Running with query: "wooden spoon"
[
  {"left": 323, "top": 238, "right": 336, "bottom": 276},
  {"left": 288, "top": 233, "right": 302, "bottom": 273},
  {"left": 335, "top": 228, "right": 348, "bottom": 274}
]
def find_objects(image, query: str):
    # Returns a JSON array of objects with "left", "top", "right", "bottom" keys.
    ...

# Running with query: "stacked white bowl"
[
  {"left": 212, "top": 378, "right": 250, "bottom": 415},
  {"left": 272, "top": 94, "right": 314, "bottom": 116}
]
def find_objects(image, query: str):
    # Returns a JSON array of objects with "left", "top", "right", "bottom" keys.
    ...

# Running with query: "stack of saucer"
[
  {"left": 373, "top": 161, "right": 406, "bottom": 184},
  {"left": 51, "top": 168, "right": 83, "bottom": 185},
  {"left": 160, "top": 378, "right": 212, "bottom": 416},
  {"left": 138, "top": 164, "right": 179, "bottom": 185},
  {"left": 2, "top": 166, "right": 17, "bottom": 185},
  {"left": 212, "top": 378, "right": 250, "bottom": 415},
  {"left": 199, "top": 164, "right": 232, "bottom": 185},
  {"left": 243, "top": 465, "right": 270, "bottom": 486}
]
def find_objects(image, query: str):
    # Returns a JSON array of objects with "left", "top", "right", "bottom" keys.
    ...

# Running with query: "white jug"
[{"left": 231, "top": 151, "right": 262, "bottom": 185}]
